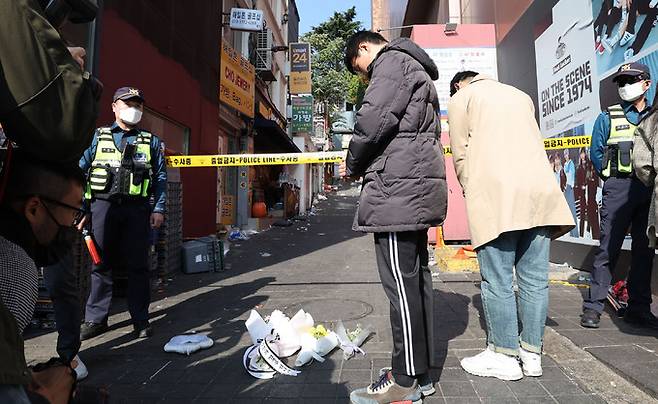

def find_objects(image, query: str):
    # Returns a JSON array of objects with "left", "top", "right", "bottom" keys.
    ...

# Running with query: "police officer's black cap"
[
  {"left": 113, "top": 87, "right": 145, "bottom": 103},
  {"left": 612, "top": 62, "right": 651, "bottom": 82}
]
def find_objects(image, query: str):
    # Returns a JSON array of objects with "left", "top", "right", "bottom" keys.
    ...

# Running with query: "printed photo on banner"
[
  {"left": 546, "top": 125, "right": 602, "bottom": 240},
  {"left": 535, "top": 0, "right": 600, "bottom": 138},
  {"left": 535, "top": 0, "right": 604, "bottom": 241},
  {"left": 593, "top": 0, "right": 658, "bottom": 77}
]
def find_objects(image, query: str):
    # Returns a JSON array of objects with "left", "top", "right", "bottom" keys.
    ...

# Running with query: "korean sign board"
[
  {"left": 289, "top": 43, "right": 312, "bottom": 94},
  {"left": 291, "top": 96, "right": 313, "bottom": 133},
  {"left": 229, "top": 8, "right": 264, "bottom": 32},
  {"left": 220, "top": 39, "right": 255, "bottom": 118}
]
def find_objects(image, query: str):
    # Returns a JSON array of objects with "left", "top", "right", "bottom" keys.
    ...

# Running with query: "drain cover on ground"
[{"left": 284, "top": 298, "right": 373, "bottom": 323}]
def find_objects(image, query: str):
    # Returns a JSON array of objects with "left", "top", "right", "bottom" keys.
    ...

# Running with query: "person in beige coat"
[{"left": 447, "top": 72, "right": 575, "bottom": 381}]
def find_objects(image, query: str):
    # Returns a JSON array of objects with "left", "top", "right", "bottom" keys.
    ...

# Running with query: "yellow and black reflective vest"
[
  {"left": 85, "top": 127, "right": 152, "bottom": 199},
  {"left": 602, "top": 104, "right": 635, "bottom": 178}
]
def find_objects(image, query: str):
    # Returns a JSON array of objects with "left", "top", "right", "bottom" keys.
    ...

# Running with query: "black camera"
[{"left": 39, "top": 0, "right": 98, "bottom": 28}]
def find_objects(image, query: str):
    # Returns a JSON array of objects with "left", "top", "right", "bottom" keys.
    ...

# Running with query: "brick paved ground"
[{"left": 24, "top": 189, "right": 653, "bottom": 403}]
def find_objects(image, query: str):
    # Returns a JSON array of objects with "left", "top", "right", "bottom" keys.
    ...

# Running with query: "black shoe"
[
  {"left": 623, "top": 311, "right": 658, "bottom": 329},
  {"left": 580, "top": 309, "right": 601, "bottom": 328},
  {"left": 80, "top": 321, "right": 108, "bottom": 341},
  {"left": 134, "top": 322, "right": 153, "bottom": 339}
]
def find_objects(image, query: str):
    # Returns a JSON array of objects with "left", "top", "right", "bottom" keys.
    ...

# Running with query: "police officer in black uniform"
[{"left": 79, "top": 87, "right": 167, "bottom": 340}]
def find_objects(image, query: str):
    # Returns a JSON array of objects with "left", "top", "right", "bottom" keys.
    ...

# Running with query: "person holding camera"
[
  {"left": 0, "top": 152, "right": 85, "bottom": 403},
  {"left": 79, "top": 87, "right": 167, "bottom": 341}
]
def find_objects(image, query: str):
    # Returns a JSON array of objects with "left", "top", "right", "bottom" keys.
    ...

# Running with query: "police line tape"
[
  {"left": 166, "top": 135, "right": 592, "bottom": 167},
  {"left": 443, "top": 135, "right": 591, "bottom": 156},
  {"left": 166, "top": 151, "right": 346, "bottom": 168}
]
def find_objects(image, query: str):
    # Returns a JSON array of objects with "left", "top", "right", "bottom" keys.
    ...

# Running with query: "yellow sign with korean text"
[
  {"left": 220, "top": 39, "right": 255, "bottom": 118},
  {"left": 290, "top": 71, "right": 312, "bottom": 94},
  {"left": 289, "top": 42, "right": 312, "bottom": 94}
]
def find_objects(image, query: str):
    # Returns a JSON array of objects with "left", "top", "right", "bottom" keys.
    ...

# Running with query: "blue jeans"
[{"left": 476, "top": 227, "right": 551, "bottom": 355}]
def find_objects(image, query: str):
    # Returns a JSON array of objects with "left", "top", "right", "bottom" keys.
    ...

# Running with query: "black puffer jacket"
[{"left": 346, "top": 38, "right": 447, "bottom": 233}]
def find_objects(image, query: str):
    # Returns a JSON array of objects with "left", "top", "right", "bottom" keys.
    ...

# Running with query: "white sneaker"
[
  {"left": 602, "top": 36, "right": 617, "bottom": 53},
  {"left": 519, "top": 348, "right": 542, "bottom": 377},
  {"left": 619, "top": 31, "right": 635, "bottom": 47},
  {"left": 624, "top": 48, "right": 635, "bottom": 61},
  {"left": 72, "top": 355, "right": 88, "bottom": 381},
  {"left": 460, "top": 347, "right": 523, "bottom": 381}
]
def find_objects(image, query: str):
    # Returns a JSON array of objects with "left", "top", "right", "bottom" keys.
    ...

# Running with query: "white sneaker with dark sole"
[{"left": 460, "top": 347, "right": 523, "bottom": 381}]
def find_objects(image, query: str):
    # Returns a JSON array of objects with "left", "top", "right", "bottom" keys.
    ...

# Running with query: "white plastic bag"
[
  {"left": 268, "top": 310, "right": 301, "bottom": 357},
  {"left": 164, "top": 334, "right": 214, "bottom": 355},
  {"left": 245, "top": 310, "right": 272, "bottom": 345}
]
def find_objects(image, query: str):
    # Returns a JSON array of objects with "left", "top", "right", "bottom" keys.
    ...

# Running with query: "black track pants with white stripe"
[{"left": 374, "top": 231, "right": 434, "bottom": 376}]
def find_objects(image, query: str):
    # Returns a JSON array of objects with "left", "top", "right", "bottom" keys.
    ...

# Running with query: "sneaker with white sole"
[
  {"left": 460, "top": 347, "right": 523, "bottom": 381},
  {"left": 624, "top": 48, "right": 635, "bottom": 61},
  {"left": 519, "top": 348, "right": 542, "bottom": 377},
  {"left": 378, "top": 367, "right": 435, "bottom": 397},
  {"left": 602, "top": 36, "right": 617, "bottom": 53},
  {"left": 350, "top": 371, "right": 422, "bottom": 404},
  {"left": 619, "top": 31, "right": 635, "bottom": 47},
  {"left": 72, "top": 355, "right": 88, "bottom": 381}
]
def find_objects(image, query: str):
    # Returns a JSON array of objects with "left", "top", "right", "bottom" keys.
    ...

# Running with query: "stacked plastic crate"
[
  {"left": 157, "top": 179, "right": 183, "bottom": 276},
  {"left": 32, "top": 267, "right": 55, "bottom": 328}
]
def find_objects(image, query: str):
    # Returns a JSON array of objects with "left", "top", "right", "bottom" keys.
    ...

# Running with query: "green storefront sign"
[{"left": 292, "top": 96, "right": 313, "bottom": 134}]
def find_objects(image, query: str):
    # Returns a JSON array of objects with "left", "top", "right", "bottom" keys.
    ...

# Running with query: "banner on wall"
[
  {"left": 533, "top": 0, "right": 658, "bottom": 242},
  {"left": 535, "top": 0, "right": 600, "bottom": 138},
  {"left": 426, "top": 48, "right": 498, "bottom": 116}
]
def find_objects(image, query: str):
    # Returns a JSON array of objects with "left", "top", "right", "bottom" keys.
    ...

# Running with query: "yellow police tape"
[
  {"left": 543, "top": 135, "right": 591, "bottom": 150},
  {"left": 166, "top": 151, "right": 346, "bottom": 168},
  {"left": 166, "top": 135, "right": 592, "bottom": 167}
]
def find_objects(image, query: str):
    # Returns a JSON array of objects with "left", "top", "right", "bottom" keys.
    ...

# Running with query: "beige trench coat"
[{"left": 447, "top": 75, "right": 575, "bottom": 249}]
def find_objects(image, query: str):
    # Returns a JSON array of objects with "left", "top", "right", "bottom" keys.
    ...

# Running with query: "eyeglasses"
[{"left": 37, "top": 195, "right": 85, "bottom": 227}]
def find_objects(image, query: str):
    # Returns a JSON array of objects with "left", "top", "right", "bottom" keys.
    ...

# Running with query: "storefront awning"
[{"left": 254, "top": 116, "right": 301, "bottom": 153}]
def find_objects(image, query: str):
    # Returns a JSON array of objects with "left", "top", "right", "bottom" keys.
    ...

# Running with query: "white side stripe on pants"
[{"left": 388, "top": 232, "right": 416, "bottom": 375}]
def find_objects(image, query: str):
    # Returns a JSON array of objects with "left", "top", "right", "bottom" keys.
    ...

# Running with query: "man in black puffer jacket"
[{"left": 341, "top": 31, "right": 447, "bottom": 404}]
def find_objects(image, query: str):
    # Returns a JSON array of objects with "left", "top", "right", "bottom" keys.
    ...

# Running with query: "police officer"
[
  {"left": 581, "top": 63, "right": 656, "bottom": 329},
  {"left": 79, "top": 87, "right": 167, "bottom": 340}
]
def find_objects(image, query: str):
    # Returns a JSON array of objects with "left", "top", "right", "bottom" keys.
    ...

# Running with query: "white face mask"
[
  {"left": 119, "top": 107, "right": 143, "bottom": 125},
  {"left": 618, "top": 81, "right": 647, "bottom": 102}
]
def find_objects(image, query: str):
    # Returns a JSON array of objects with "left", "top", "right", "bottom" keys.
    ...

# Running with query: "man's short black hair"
[
  {"left": 449, "top": 70, "right": 479, "bottom": 96},
  {"left": 344, "top": 30, "right": 388, "bottom": 74},
  {"left": 2, "top": 150, "right": 85, "bottom": 205}
]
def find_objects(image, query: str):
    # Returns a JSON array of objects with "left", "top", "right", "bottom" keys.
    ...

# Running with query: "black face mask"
[
  {"left": 34, "top": 225, "right": 79, "bottom": 267},
  {"left": 34, "top": 201, "right": 79, "bottom": 267}
]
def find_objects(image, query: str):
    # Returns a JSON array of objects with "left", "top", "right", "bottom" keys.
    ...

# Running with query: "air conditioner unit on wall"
[{"left": 255, "top": 29, "right": 273, "bottom": 71}]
